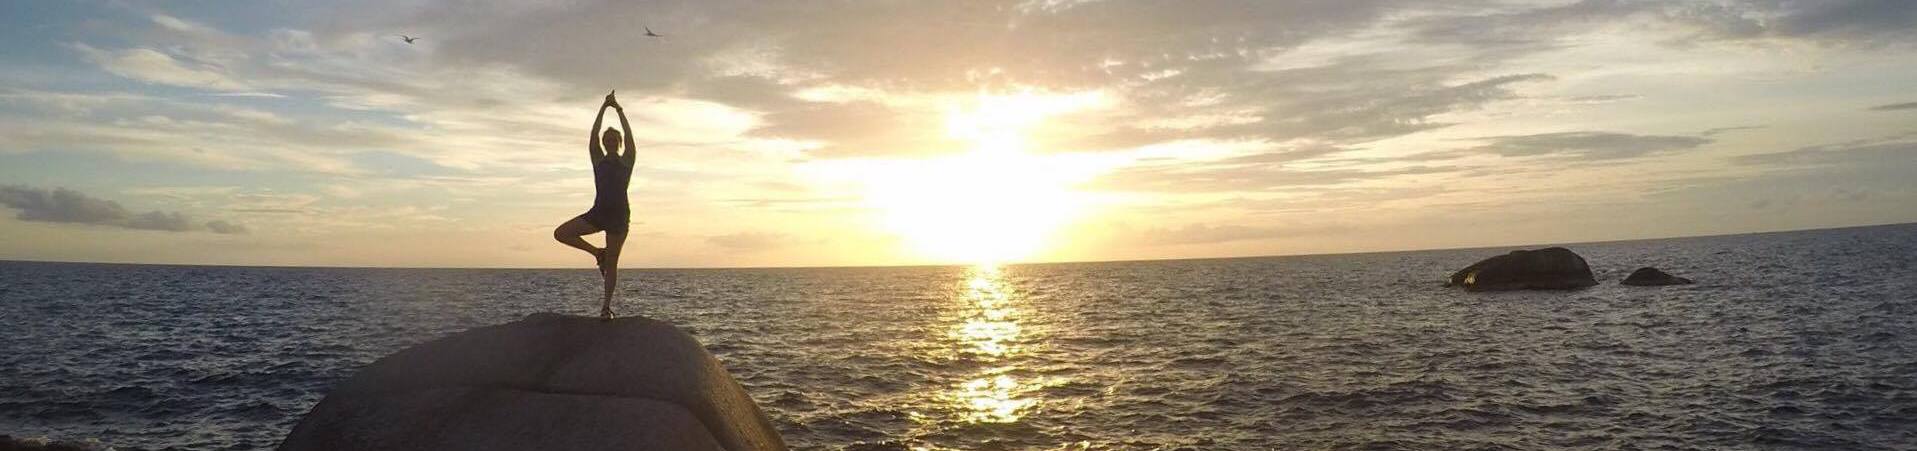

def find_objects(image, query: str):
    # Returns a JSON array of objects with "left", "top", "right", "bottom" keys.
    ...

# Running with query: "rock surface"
[
  {"left": 278, "top": 313, "right": 786, "bottom": 451},
  {"left": 0, "top": 436, "right": 95, "bottom": 451},
  {"left": 1447, "top": 247, "right": 1598, "bottom": 291},
  {"left": 1621, "top": 267, "right": 1694, "bottom": 286}
]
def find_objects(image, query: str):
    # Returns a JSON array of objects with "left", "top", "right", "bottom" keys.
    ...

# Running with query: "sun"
[
  {"left": 862, "top": 150, "right": 1082, "bottom": 264},
  {"left": 853, "top": 90, "right": 1109, "bottom": 264}
]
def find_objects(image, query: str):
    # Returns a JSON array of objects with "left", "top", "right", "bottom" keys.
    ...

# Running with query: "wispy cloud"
[
  {"left": 0, "top": 185, "right": 247, "bottom": 234},
  {"left": 1094, "top": 158, "right": 1462, "bottom": 194},
  {"left": 205, "top": 220, "right": 249, "bottom": 234},
  {"left": 1413, "top": 0, "right": 1917, "bottom": 47},
  {"left": 1868, "top": 101, "right": 1917, "bottom": 111},
  {"left": 1138, "top": 223, "right": 1295, "bottom": 246},
  {"left": 1460, "top": 132, "right": 1713, "bottom": 160},
  {"left": 205, "top": 92, "right": 286, "bottom": 98},
  {"left": 1701, "top": 125, "right": 1768, "bottom": 137},
  {"left": 1734, "top": 138, "right": 1917, "bottom": 167},
  {"left": 71, "top": 44, "right": 249, "bottom": 91}
]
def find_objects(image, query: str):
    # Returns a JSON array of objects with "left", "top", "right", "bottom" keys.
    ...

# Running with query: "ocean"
[{"left": 2, "top": 224, "right": 1914, "bottom": 450}]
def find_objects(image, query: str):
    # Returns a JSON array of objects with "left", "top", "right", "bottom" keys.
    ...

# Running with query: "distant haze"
[{"left": 1, "top": 0, "right": 1915, "bottom": 267}]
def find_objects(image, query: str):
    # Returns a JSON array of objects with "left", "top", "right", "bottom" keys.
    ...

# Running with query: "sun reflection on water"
[
  {"left": 955, "top": 373, "right": 1035, "bottom": 424},
  {"left": 943, "top": 264, "right": 1039, "bottom": 424}
]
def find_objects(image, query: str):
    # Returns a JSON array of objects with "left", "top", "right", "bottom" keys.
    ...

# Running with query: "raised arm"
[
  {"left": 588, "top": 102, "right": 608, "bottom": 162},
  {"left": 613, "top": 102, "right": 636, "bottom": 167}
]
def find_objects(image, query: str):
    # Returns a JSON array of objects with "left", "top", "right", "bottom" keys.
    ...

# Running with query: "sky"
[{"left": 1, "top": 0, "right": 1914, "bottom": 268}]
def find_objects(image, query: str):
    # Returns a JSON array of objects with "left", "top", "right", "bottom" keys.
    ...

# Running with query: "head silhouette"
[{"left": 601, "top": 127, "right": 622, "bottom": 154}]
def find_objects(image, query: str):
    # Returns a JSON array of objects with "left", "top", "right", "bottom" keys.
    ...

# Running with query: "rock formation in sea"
[
  {"left": 1620, "top": 267, "right": 1694, "bottom": 286},
  {"left": 277, "top": 313, "right": 786, "bottom": 451},
  {"left": 1446, "top": 247, "right": 1598, "bottom": 291}
]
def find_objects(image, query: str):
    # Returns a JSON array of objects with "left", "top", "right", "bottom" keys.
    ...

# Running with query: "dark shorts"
[{"left": 581, "top": 206, "right": 629, "bottom": 234}]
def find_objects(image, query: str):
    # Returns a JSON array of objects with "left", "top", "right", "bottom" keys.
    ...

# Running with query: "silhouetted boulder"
[
  {"left": 1447, "top": 247, "right": 1597, "bottom": 291},
  {"left": 0, "top": 435, "right": 94, "bottom": 451},
  {"left": 1621, "top": 267, "right": 1693, "bottom": 286},
  {"left": 278, "top": 313, "right": 785, "bottom": 451}
]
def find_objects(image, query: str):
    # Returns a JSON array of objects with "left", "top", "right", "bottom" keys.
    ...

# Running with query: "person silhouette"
[{"left": 552, "top": 91, "right": 636, "bottom": 319}]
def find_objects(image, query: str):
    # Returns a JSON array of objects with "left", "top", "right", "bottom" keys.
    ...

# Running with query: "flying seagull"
[
  {"left": 398, "top": 35, "right": 421, "bottom": 44},
  {"left": 644, "top": 27, "right": 664, "bottom": 38}
]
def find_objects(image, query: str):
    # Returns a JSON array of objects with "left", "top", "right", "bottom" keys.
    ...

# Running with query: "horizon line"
[{"left": 4, "top": 221, "right": 1910, "bottom": 271}]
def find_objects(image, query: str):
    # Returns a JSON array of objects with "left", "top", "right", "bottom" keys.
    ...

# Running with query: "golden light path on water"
[{"left": 945, "top": 263, "right": 1037, "bottom": 424}]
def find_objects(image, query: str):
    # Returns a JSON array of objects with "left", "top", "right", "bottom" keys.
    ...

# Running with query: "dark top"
[{"left": 585, "top": 156, "right": 632, "bottom": 231}]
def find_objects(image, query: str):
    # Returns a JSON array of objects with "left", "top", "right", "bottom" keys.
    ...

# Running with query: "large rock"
[
  {"left": 0, "top": 435, "right": 93, "bottom": 451},
  {"left": 1621, "top": 267, "right": 1693, "bottom": 286},
  {"left": 1446, "top": 247, "right": 1598, "bottom": 291},
  {"left": 279, "top": 313, "right": 785, "bottom": 451}
]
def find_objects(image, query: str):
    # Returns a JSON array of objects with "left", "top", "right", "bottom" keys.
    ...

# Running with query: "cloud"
[
  {"left": 1643, "top": 135, "right": 1917, "bottom": 225},
  {"left": 1671, "top": 0, "right": 1917, "bottom": 44},
  {"left": 1564, "top": 94, "right": 1643, "bottom": 104},
  {"left": 395, "top": 0, "right": 1411, "bottom": 93},
  {"left": 706, "top": 232, "right": 793, "bottom": 251},
  {"left": 292, "top": 0, "right": 1573, "bottom": 160},
  {"left": 1734, "top": 138, "right": 1917, "bottom": 167},
  {"left": 44, "top": 0, "right": 1917, "bottom": 168},
  {"left": 1868, "top": 101, "right": 1917, "bottom": 111},
  {"left": 1137, "top": 221, "right": 1362, "bottom": 246},
  {"left": 1413, "top": 0, "right": 1917, "bottom": 47},
  {"left": 124, "top": 210, "right": 196, "bottom": 232},
  {"left": 0, "top": 185, "right": 124, "bottom": 223},
  {"left": 1708, "top": 136, "right": 1917, "bottom": 214},
  {"left": 71, "top": 44, "right": 248, "bottom": 91},
  {"left": 39, "top": 13, "right": 799, "bottom": 189},
  {"left": 1459, "top": 131, "right": 1712, "bottom": 160},
  {"left": 1412, "top": 0, "right": 1650, "bottom": 48},
  {"left": 1094, "top": 155, "right": 1462, "bottom": 194},
  {"left": 205, "top": 92, "right": 286, "bottom": 98},
  {"left": 41, "top": 0, "right": 1817, "bottom": 188},
  {"left": 9, "top": 0, "right": 1917, "bottom": 268},
  {"left": 1701, "top": 125, "right": 1767, "bottom": 136},
  {"left": 1139, "top": 223, "right": 1282, "bottom": 246},
  {"left": 748, "top": 99, "right": 960, "bottom": 158},
  {"left": 151, "top": 14, "right": 221, "bottom": 36},
  {"left": 0, "top": 185, "right": 246, "bottom": 234},
  {"left": 1281, "top": 73, "right": 1555, "bottom": 142},
  {"left": 205, "top": 220, "right": 249, "bottom": 234},
  {"left": 0, "top": 88, "right": 400, "bottom": 173},
  {"left": 1045, "top": 70, "right": 1557, "bottom": 154}
]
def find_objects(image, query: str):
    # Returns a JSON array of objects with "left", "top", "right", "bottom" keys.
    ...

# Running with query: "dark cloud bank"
[
  {"left": 0, "top": 185, "right": 247, "bottom": 234},
  {"left": 1869, "top": 101, "right": 1917, "bottom": 111}
]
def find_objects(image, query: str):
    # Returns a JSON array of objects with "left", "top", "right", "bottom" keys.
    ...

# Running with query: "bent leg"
[
  {"left": 599, "top": 230, "right": 627, "bottom": 319},
  {"left": 552, "top": 215, "right": 603, "bottom": 261}
]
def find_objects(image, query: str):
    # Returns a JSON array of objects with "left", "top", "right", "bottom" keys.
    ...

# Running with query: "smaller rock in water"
[{"left": 1621, "top": 267, "right": 1693, "bottom": 286}]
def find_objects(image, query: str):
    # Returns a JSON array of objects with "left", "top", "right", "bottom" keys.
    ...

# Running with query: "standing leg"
[
  {"left": 599, "top": 230, "right": 628, "bottom": 319},
  {"left": 552, "top": 215, "right": 604, "bottom": 261}
]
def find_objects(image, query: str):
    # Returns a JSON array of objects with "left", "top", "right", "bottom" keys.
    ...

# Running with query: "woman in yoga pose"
[{"left": 553, "top": 91, "right": 635, "bottom": 318}]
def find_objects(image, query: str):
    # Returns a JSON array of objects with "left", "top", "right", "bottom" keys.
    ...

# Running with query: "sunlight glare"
[{"left": 859, "top": 90, "right": 1111, "bottom": 264}]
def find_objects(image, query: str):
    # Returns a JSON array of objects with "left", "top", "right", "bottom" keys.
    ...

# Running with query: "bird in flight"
[
  {"left": 644, "top": 27, "right": 664, "bottom": 38},
  {"left": 398, "top": 35, "right": 421, "bottom": 44}
]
